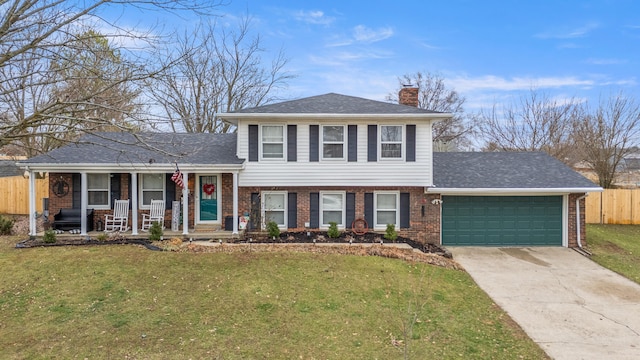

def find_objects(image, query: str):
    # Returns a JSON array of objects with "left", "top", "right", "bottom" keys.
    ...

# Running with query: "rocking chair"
[
  {"left": 104, "top": 199, "right": 130, "bottom": 232},
  {"left": 141, "top": 199, "right": 165, "bottom": 231}
]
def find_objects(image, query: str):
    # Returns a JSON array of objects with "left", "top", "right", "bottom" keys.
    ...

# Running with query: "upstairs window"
[
  {"left": 261, "top": 125, "right": 284, "bottom": 159},
  {"left": 380, "top": 125, "right": 403, "bottom": 159},
  {"left": 87, "top": 173, "right": 109, "bottom": 208},
  {"left": 322, "top": 125, "right": 345, "bottom": 160}
]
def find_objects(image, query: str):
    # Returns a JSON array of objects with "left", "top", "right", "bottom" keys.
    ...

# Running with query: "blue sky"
[{"left": 109, "top": 0, "right": 640, "bottom": 113}]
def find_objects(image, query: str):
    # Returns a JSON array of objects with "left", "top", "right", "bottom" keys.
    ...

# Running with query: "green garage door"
[{"left": 442, "top": 196, "right": 563, "bottom": 246}]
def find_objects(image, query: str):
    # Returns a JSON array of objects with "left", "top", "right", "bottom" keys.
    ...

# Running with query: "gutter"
[
  {"left": 426, "top": 187, "right": 603, "bottom": 195},
  {"left": 575, "top": 194, "right": 592, "bottom": 256},
  {"left": 15, "top": 163, "right": 246, "bottom": 172}
]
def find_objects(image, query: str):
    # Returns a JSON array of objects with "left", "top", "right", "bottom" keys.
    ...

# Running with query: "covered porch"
[{"left": 16, "top": 133, "right": 246, "bottom": 238}]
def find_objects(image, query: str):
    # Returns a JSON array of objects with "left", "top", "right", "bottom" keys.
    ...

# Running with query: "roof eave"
[
  {"left": 427, "top": 187, "right": 604, "bottom": 195},
  {"left": 219, "top": 112, "right": 453, "bottom": 124},
  {"left": 17, "top": 162, "right": 246, "bottom": 172}
]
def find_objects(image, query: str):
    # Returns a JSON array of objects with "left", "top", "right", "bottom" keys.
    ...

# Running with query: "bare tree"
[
  {"left": 147, "top": 17, "right": 294, "bottom": 133},
  {"left": 0, "top": 0, "right": 224, "bottom": 154},
  {"left": 1, "top": 29, "right": 143, "bottom": 156},
  {"left": 574, "top": 93, "right": 640, "bottom": 188},
  {"left": 476, "top": 89, "right": 582, "bottom": 164},
  {"left": 387, "top": 72, "right": 471, "bottom": 150}
]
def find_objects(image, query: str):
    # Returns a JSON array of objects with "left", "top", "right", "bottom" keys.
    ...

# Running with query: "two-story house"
[{"left": 18, "top": 87, "right": 601, "bottom": 247}]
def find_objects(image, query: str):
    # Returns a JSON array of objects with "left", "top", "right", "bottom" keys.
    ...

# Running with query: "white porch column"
[
  {"left": 130, "top": 172, "right": 139, "bottom": 235},
  {"left": 80, "top": 172, "right": 88, "bottom": 236},
  {"left": 28, "top": 169, "right": 36, "bottom": 236},
  {"left": 182, "top": 171, "right": 189, "bottom": 235},
  {"left": 232, "top": 171, "right": 239, "bottom": 235}
]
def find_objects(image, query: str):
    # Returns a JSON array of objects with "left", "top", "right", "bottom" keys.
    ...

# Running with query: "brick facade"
[
  {"left": 47, "top": 172, "right": 589, "bottom": 248},
  {"left": 237, "top": 186, "right": 443, "bottom": 245},
  {"left": 567, "top": 193, "right": 587, "bottom": 248}
]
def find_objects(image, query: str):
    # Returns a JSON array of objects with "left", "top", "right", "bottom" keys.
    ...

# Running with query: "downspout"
[{"left": 575, "top": 194, "right": 592, "bottom": 256}]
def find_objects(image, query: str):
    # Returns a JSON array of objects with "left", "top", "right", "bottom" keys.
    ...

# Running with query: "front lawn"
[
  {"left": 587, "top": 224, "right": 640, "bottom": 284},
  {"left": 0, "top": 235, "right": 547, "bottom": 359}
]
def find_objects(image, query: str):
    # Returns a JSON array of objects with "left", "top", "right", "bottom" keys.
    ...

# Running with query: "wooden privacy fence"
[
  {"left": 0, "top": 176, "right": 49, "bottom": 215},
  {"left": 586, "top": 189, "right": 640, "bottom": 224}
]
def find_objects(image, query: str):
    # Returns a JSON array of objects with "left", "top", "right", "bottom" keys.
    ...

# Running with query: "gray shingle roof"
[
  {"left": 0, "top": 160, "right": 22, "bottom": 177},
  {"left": 230, "top": 93, "right": 442, "bottom": 114},
  {"left": 20, "top": 132, "right": 243, "bottom": 166},
  {"left": 434, "top": 152, "right": 600, "bottom": 189}
]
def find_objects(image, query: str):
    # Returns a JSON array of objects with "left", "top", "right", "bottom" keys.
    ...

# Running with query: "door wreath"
[
  {"left": 52, "top": 179, "right": 69, "bottom": 197},
  {"left": 202, "top": 183, "right": 216, "bottom": 195}
]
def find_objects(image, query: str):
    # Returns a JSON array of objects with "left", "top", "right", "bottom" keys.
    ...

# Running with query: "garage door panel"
[{"left": 442, "top": 196, "right": 562, "bottom": 246}]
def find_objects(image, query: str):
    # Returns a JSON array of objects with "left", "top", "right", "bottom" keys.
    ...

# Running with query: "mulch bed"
[
  {"left": 13, "top": 230, "right": 458, "bottom": 269},
  {"left": 242, "top": 230, "right": 452, "bottom": 258}
]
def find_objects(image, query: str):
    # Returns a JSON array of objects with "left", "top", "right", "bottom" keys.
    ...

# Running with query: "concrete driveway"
[{"left": 449, "top": 247, "right": 640, "bottom": 360}]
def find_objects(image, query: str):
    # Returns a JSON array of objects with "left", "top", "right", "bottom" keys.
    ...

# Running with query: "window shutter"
[
  {"left": 406, "top": 125, "right": 416, "bottom": 162},
  {"left": 72, "top": 173, "right": 81, "bottom": 209},
  {"left": 248, "top": 125, "right": 258, "bottom": 161},
  {"left": 109, "top": 173, "right": 121, "bottom": 209},
  {"left": 309, "top": 125, "right": 319, "bottom": 162},
  {"left": 127, "top": 174, "right": 132, "bottom": 209},
  {"left": 287, "top": 125, "right": 297, "bottom": 162},
  {"left": 250, "top": 192, "right": 261, "bottom": 230},
  {"left": 364, "top": 192, "right": 374, "bottom": 225},
  {"left": 165, "top": 173, "right": 175, "bottom": 204},
  {"left": 310, "top": 192, "right": 319, "bottom": 228},
  {"left": 288, "top": 192, "right": 297, "bottom": 228},
  {"left": 400, "top": 192, "right": 410, "bottom": 228},
  {"left": 348, "top": 125, "right": 357, "bottom": 162},
  {"left": 346, "top": 192, "right": 356, "bottom": 228},
  {"left": 367, "top": 125, "right": 377, "bottom": 162}
]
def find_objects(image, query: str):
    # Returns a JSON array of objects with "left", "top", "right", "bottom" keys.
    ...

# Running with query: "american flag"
[{"left": 171, "top": 166, "right": 184, "bottom": 189}]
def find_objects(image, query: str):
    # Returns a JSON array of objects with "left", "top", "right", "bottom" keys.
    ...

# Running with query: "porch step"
[{"left": 194, "top": 224, "right": 222, "bottom": 231}]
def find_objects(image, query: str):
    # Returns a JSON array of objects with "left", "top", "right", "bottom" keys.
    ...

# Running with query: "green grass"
[
  {"left": 0, "top": 235, "right": 547, "bottom": 359},
  {"left": 587, "top": 224, "right": 640, "bottom": 284}
]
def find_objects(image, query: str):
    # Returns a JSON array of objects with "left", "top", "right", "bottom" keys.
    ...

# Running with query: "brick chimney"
[{"left": 398, "top": 85, "right": 419, "bottom": 107}]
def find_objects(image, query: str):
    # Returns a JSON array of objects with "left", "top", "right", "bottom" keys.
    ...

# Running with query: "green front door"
[
  {"left": 442, "top": 196, "right": 563, "bottom": 246},
  {"left": 199, "top": 175, "right": 218, "bottom": 222}
]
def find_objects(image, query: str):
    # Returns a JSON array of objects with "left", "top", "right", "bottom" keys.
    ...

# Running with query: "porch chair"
[
  {"left": 141, "top": 199, "right": 165, "bottom": 231},
  {"left": 104, "top": 199, "right": 130, "bottom": 232}
]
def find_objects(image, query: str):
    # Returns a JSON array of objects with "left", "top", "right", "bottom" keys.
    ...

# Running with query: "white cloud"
[
  {"left": 352, "top": 25, "right": 394, "bottom": 43},
  {"left": 585, "top": 58, "right": 628, "bottom": 65},
  {"left": 308, "top": 48, "right": 393, "bottom": 66},
  {"left": 293, "top": 10, "right": 335, "bottom": 25},
  {"left": 326, "top": 25, "right": 394, "bottom": 47},
  {"left": 448, "top": 75, "right": 594, "bottom": 92},
  {"left": 600, "top": 78, "right": 637, "bottom": 86},
  {"left": 535, "top": 22, "right": 600, "bottom": 39}
]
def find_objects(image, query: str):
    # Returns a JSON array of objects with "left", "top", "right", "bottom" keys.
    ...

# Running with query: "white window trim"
[
  {"left": 259, "top": 124, "right": 286, "bottom": 161},
  {"left": 379, "top": 124, "right": 405, "bottom": 161},
  {"left": 321, "top": 125, "right": 346, "bottom": 161},
  {"left": 87, "top": 173, "right": 111, "bottom": 210},
  {"left": 320, "top": 191, "right": 346, "bottom": 228},
  {"left": 262, "top": 191, "right": 287, "bottom": 229},
  {"left": 374, "top": 191, "right": 400, "bottom": 230},
  {"left": 138, "top": 173, "right": 166, "bottom": 210}
]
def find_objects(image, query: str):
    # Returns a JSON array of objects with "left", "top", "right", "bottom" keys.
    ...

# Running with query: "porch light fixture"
[{"left": 23, "top": 168, "right": 29, "bottom": 179}]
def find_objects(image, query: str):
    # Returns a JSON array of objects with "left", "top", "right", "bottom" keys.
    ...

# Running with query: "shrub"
[
  {"left": 384, "top": 223, "right": 398, "bottom": 242},
  {"left": 43, "top": 229, "right": 57, "bottom": 243},
  {"left": 0, "top": 215, "right": 14, "bottom": 235},
  {"left": 149, "top": 221, "right": 163, "bottom": 241},
  {"left": 266, "top": 221, "right": 280, "bottom": 238},
  {"left": 95, "top": 232, "right": 108, "bottom": 242},
  {"left": 327, "top": 221, "right": 340, "bottom": 238}
]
